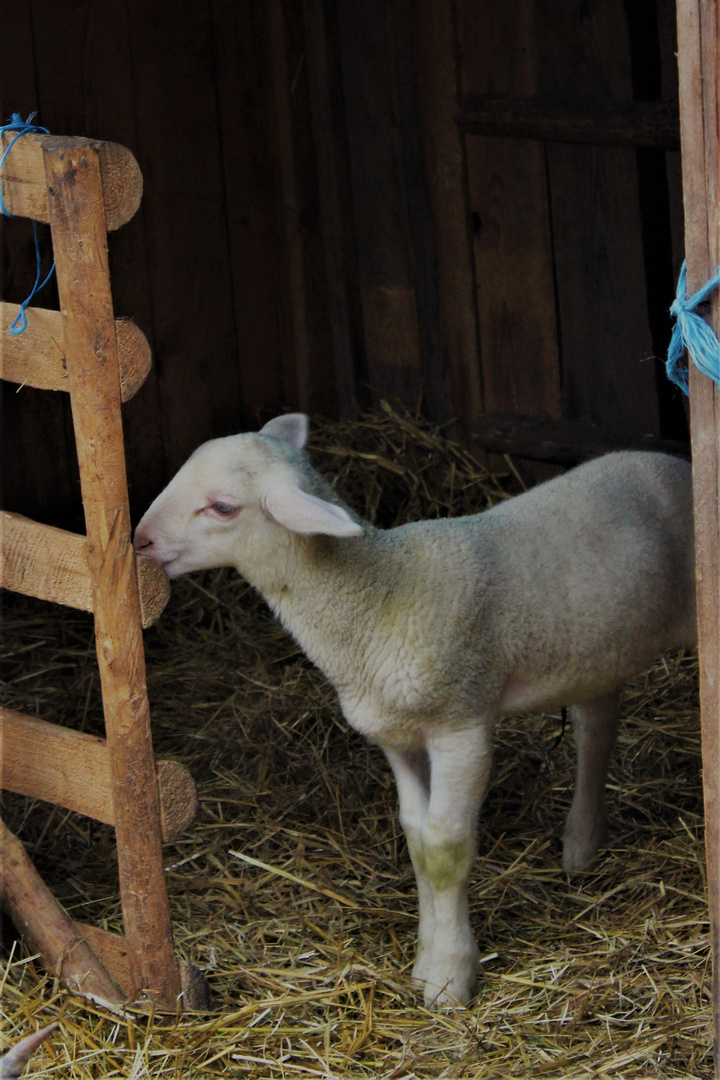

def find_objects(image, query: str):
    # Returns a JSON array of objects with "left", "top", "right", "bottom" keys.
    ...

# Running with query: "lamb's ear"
[
  {"left": 259, "top": 413, "right": 309, "bottom": 449},
  {"left": 263, "top": 486, "right": 362, "bottom": 537}
]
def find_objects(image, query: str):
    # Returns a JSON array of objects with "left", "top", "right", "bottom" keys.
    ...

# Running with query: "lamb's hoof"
[
  {"left": 422, "top": 975, "right": 474, "bottom": 1009},
  {"left": 420, "top": 949, "right": 479, "bottom": 1008},
  {"left": 562, "top": 823, "right": 607, "bottom": 872}
]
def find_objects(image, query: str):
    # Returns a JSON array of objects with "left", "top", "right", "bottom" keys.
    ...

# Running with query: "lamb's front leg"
[
  {"left": 383, "top": 747, "right": 434, "bottom": 984},
  {"left": 418, "top": 725, "right": 493, "bottom": 1007}
]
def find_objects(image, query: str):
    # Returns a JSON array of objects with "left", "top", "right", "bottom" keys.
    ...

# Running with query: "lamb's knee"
[{"left": 424, "top": 833, "right": 475, "bottom": 893}]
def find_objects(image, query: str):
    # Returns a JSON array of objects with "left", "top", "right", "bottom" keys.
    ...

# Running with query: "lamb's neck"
[{"left": 240, "top": 527, "right": 383, "bottom": 677}]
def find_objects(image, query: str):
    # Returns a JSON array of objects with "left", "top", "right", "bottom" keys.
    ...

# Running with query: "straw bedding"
[{"left": 0, "top": 405, "right": 710, "bottom": 1077}]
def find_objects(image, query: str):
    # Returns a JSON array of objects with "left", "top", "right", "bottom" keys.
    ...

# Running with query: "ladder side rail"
[{"left": 42, "top": 137, "right": 181, "bottom": 1007}]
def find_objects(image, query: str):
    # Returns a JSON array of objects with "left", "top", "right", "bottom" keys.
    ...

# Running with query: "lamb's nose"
[{"left": 133, "top": 528, "right": 154, "bottom": 554}]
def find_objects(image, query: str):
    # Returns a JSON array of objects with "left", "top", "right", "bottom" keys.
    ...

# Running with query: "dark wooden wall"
[
  {"left": 458, "top": 0, "right": 688, "bottom": 456},
  {"left": 1, "top": 0, "right": 688, "bottom": 527}
]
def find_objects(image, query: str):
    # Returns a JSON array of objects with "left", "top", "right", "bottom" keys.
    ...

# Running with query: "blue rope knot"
[
  {"left": 667, "top": 259, "right": 720, "bottom": 394},
  {"left": 1, "top": 112, "right": 56, "bottom": 335}
]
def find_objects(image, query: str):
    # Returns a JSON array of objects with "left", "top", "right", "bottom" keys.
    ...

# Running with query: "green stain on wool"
[
  {"left": 406, "top": 834, "right": 427, "bottom": 876},
  {"left": 425, "top": 840, "right": 472, "bottom": 892}
]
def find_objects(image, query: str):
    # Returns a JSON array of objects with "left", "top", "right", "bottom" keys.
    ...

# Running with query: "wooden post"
[
  {"left": 42, "top": 138, "right": 182, "bottom": 1007},
  {"left": 676, "top": 1, "right": 720, "bottom": 1071}
]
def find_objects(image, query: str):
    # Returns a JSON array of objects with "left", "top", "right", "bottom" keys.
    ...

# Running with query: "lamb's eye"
[{"left": 211, "top": 501, "right": 237, "bottom": 516}]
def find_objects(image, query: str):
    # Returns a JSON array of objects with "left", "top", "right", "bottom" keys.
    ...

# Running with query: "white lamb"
[{"left": 134, "top": 413, "right": 696, "bottom": 1007}]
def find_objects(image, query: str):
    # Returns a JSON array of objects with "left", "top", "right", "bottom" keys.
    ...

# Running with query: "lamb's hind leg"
[{"left": 562, "top": 692, "right": 619, "bottom": 871}]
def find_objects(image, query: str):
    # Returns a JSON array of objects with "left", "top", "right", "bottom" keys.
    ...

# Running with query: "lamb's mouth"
[{"left": 161, "top": 555, "right": 182, "bottom": 576}]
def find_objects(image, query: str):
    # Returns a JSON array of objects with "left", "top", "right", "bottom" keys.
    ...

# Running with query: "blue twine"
[
  {"left": 1, "top": 112, "right": 56, "bottom": 334},
  {"left": 667, "top": 259, "right": 720, "bottom": 394}
]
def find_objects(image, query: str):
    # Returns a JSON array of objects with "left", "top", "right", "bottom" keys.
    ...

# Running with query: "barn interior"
[{"left": 0, "top": 1, "right": 711, "bottom": 1077}]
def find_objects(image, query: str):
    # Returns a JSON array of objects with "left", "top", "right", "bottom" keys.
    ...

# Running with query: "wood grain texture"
[
  {"left": 473, "top": 412, "right": 689, "bottom": 465},
  {"left": 1, "top": 513, "right": 171, "bottom": 628},
  {"left": 303, "top": 0, "right": 361, "bottom": 418},
  {"left": 537, "top": 1, "right": 658, "bottom": 436},
  {"left": 211, "top": 0, "right": 297, "bottom": 419},
  {"left": 122, "top": 0, "right": 242, "bottom": 475},
  {"left": 0, "top": 816, "right": 125, "bottom": 1006},
  {"left": 0, "top": 132, "right": 142, "bottom": 230},
  {"left": 1, "top": 514, "right": 90, "bottom": 611},
  {"left": 44, "top": 139, "right": 181, "bottom": 1006},
  {"left": 459, "top": 0, "right": 561, "bottom": 422},
  {"left": 676, "top": 2, "right": 720, "bottom": 1069},
  {"left": 28, "top": 0, "right": 169, "bottom": 516},
  {"left": 335, "top": 0, "right": 431, "bottom": 410},
  {"left": 266, "top": 0, "right": 313, "bottom": 412},
  {"left": 458, "top": 94, "right": 680, "bottom": 148},
  {"left": 0, "top": 707, "right": 198, "bottom": 844},
  {"left": 414, "top": 0, "right": 483, "bottom": 439},
  {"left": 72, "top": 924, "right": 211, "bottom": 1009},
  {"left": 0, "top": 305, "right": 152, "bottom": 402},
  {"left": 0, "top": 0, "right": 168, "bottom": 523}
]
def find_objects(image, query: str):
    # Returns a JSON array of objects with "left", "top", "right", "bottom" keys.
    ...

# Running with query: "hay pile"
[{"left": 0, "top": 404, "right": 710, "bottom": 1078}]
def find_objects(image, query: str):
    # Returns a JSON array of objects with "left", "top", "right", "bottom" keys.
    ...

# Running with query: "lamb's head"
[{"left": 134, "top": 413, "right": 362, "bottom": 578}]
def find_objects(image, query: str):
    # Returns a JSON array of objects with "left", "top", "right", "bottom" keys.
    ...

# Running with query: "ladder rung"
[
  {"left": 1, "top": 512, "right": 170, "bottom": 628},
  {"left": 0, "top": 707, "right": 198, "bottom": 844},
  {"left": 0, "top": 132, "right": 142, "bottom": 231},
  {"left": 0, "top": 302, "right": 152, "bottom": 403}
]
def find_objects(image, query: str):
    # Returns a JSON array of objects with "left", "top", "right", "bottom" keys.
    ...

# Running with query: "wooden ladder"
[{"left": 0, "top": 131, "right": 207, "bottom": 1010}]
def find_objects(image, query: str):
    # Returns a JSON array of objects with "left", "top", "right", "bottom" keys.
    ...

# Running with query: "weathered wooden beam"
[
  {"left": 457, "top": 94, "right": 680, "bottom": 150},
  {"left": 0, "top": 708, "right": 198, "bottom": 844},
  {"left": 0, "top": 816, "right": 126, "bottom": 1007},
  {"left": 473, "top": 412, "right": 690, "bottom": 466},
  {"left": 1, "top": 512, "right": 171, "bottom": 629},
  {"left": 0, "top": 303, "right": 152, "bottom": 403},
  {"left": 676, "top": 2, "right": 720, "bottom": 1073},
  {"left": 44, "top": 137, "right": 180, "bottom": 1006},
  {"left": 0, "top": 132, "right": 142, "bottom": 230}
]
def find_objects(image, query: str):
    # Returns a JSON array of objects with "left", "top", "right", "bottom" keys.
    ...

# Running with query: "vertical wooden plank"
[
  {"left": 211, "top": 0, "right": 298, "bottom": 422},
  {"left": 266, "top": 0, "right": 313, "bottom": 413},
  {"left": 676, "top": 2, "right": 720, "bottom": 1070},
  {"left": 121, "top": 0, "right": 242, "bottom": 472},
  {"left": 334, "top": 0, "right": 423, "bottom": 407},
  {"left": 44, "top": 139, "right": 181, "bottom": 1007},
  {"left": 538, "top": 0, "right": 659, "bottom": 436},
  {"left": 414, "top": 0, "right": 483, "bottom": 440},
  {"left": 622, "top": 0, "right": 689, "bottom": 443},
  {"left": 278, "top": 0, "right": 339, "bottom": 419},
  {"left": 658, "top": 0, "right": 687, "bottom": 282},
  {"left": 389, "top": 0, "right": 449, "bottom": 426},
  {"left": 0, "top": 1, "right": 76, "bottom": 526},
  {"left": 458, "top": 0, "right": 561, "bottom": 421},
  {"left": 303, "top": 0, "right": 362, "bottom": 418},
  {"left": 14, "top": 0, "right": 166, "bottom": 518}
]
